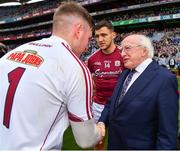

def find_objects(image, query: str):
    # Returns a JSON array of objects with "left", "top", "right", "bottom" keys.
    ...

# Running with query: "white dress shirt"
[{"left": 125, "top": 58, "right": 153, "bottom": 93}]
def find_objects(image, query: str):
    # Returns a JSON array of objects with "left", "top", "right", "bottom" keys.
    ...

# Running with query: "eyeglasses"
[{"left": 120, "top": 45, "right": 142, "bottom": 52}]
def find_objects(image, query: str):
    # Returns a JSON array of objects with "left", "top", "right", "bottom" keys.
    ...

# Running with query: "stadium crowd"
[
  {"left": 99, "top": 7, "right": 179, "bottom": 23},
  {"left": 0, "top": 0, "right": 178, "bottom": 20},
  {"left": 81, "top": 28, "right": 180, "bottom": 69},
  {"left": 1, "top": 6, "right": 179, "bottom": 41},
  {"left": 1, "top": 27, "right": 180, "bottom": 70},
  {"left": 0, "top": 0, "right": 179, "bottom": 69}
]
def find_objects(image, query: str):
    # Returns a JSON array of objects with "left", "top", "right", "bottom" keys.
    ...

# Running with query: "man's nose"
[
  {"left": 121, "top": 49, "right": 126, "bottom": 57},
  {"left": 98, "top": 36, "right": 103, "bottom": 42}
]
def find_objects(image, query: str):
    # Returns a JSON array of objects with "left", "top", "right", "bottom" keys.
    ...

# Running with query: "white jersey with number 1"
[{"left": 0, "top": 35, "right": 93, "bottom": 150}]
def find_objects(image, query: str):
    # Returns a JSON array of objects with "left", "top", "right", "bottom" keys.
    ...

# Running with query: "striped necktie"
[{"left": 117, "top": 69, "right": 136, "bottom": 105}]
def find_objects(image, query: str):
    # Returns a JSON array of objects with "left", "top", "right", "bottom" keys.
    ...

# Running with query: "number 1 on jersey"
[{"left": 3, "top": 67, "right": 25, "bottom": 128}]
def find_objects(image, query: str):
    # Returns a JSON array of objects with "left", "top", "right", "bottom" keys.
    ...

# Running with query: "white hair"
[{"left": 138, "top": 35, "right": 154, "bottom": 58}]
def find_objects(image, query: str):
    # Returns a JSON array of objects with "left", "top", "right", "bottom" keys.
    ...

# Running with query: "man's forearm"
[{"left": 70, "top": 118, "right": 104, "bottom": 148}]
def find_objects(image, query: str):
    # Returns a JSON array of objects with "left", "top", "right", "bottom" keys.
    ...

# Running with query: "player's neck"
[{"left": 102, "top": 44, "right": 116, "bottom": 54}]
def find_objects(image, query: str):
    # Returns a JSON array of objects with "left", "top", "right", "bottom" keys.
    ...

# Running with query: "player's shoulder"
[
  {"left": 116, "top": 45, "right": 122, "bottom": 50},
  {"left": 114, "top": 45, "right": 123, "bottom": 54},
  {"left": 18, "top": 38, "right": 52, "bottom": 49},
  {"left": 87, "top": 49, "right": 101, "bottom": 60},
  {"left": 114, "top": 45, "right": 123, "bottom": 57}
]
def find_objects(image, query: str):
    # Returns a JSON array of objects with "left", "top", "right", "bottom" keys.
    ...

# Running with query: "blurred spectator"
[
  {"left": 169, "top": 53, "right": 176, "bottom": 69},
  {"left": 0, "top": 42, "right": 7, "bottom": 58}
]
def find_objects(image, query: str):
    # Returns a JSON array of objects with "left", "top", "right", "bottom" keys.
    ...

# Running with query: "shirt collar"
[
  {"left": 135, "top": 58, "right": 153, "bottom": 74},
  {"left": 50, "top": 35, "right": 71, "bottom": 49}
]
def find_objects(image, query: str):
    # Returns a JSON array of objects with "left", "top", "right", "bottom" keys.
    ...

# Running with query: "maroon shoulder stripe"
[
  {"left": 68, "top": 111, "right": 83, "bottom": 122},
  {"left": 61, "top": 42, "right": 92, "bottom": 119}
]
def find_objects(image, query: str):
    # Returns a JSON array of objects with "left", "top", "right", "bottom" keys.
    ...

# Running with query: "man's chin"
[
  {"left": 99, "top": 46, "right": 107, "bottom": 50},
  {"left": 124, "top": 63, "right": 131, "bottom": 69}
]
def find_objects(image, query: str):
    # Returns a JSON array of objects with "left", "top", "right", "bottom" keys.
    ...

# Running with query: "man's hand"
[{"left": 96, "top": 122, "right": 105, "bottom": 143}]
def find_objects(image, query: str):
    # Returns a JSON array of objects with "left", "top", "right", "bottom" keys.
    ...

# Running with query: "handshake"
[{"left": 96, "top": 122, "right": 106, "bottom": 144}]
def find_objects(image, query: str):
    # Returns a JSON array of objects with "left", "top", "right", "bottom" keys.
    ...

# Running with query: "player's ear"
[
  {"left": 74, "top": 23, "right": 83, "bottom": 40},
  {"left": 112, "top": 31, "right": 116, "bottom": 40}
]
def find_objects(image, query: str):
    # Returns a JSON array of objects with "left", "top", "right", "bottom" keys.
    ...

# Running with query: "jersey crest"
[{"left": 115, "top": 60, "right": 121, "bottom": 66}]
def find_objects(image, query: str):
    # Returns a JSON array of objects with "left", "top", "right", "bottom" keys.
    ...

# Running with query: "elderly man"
[{"left": 98, "top": 34, "right": 179, "bottom": 150}]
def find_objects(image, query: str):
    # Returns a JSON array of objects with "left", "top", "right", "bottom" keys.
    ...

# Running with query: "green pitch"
[
  {"left": 62, "top": 127, "right": 94, "bottom": 150},
  {"left": 62, "top": 126, "right": 108, "bottom": 150}
]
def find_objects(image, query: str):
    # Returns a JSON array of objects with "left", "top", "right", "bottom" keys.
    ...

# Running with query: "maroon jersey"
[{"left": 87, "top": 46, "right": 125, "bottom": 105}]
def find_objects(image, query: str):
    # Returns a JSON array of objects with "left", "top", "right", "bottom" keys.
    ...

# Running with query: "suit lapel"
[
  {"left": 116, "top": 61, "right": 159, "bottom": 110},
  {"left": 111, "top": 69, "right": 130, "bottom": 112}
]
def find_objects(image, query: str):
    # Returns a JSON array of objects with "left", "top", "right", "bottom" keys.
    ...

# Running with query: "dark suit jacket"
[{"left": 99, "top": 61, "right": 179, "bottom": 150}]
